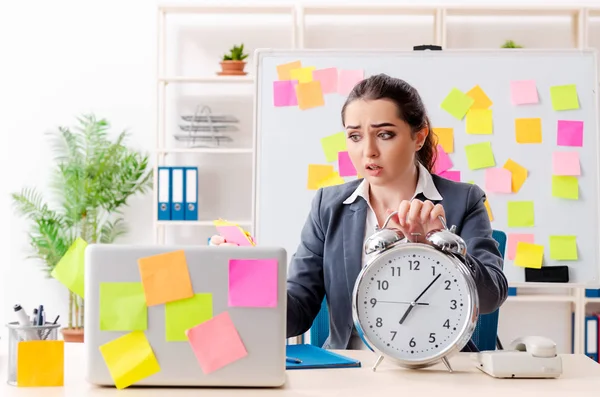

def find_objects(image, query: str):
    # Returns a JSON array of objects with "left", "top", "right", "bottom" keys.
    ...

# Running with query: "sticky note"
[
  {"left": 503, "top": 159, "right": 528, "bottom": 193},
  {"left": 485, "top": 168, "right": 511, "bottom": 193},
  {"left": 507, "top": 201, "right": 534, "bottom": 227},
  {"left": 186, "top": 312, "right": 248, "bottom": 374},
  {"left": 515, "top": 118, "right": 542, "bottom": 143},
  {"left": 312, "top": 67, "right": 338, "bottom": 94},
  {"left": 549, "top": 235, "right": 578, "bottom": 260},
  {"left": 17, "top": 341, "right": 64, "bottom": 386},
  {"left": 137, "top": 250, "right": 194, "bottom": 306},
  {"left": 273, "top": 80, "right": 298, "bottom": 107},
  {"left": 216, "top": 225, "right": 254, "bottom": 246},
  {"left": 433, "top": 144, "right": 453, "bottom": 174},
  {"left": 552, "top": 176, "right": 578, "bottom": 199},
  {"left": 338, "top": 151, "right": 356, "bottom": 177},
  {"left": 510, "top": 80, "right": 539, "bottom": 105},
  {"left": 552, "top": 151, "right": 580, "bottom": 176},
  {"left": 228, "top": 258, "right": 278, "bottom": 307},
  {"left": 466, "top": 85, "right": 493, "bottom": 109},
  {"left": 441, "top": 88, "right": 474, "bottom": 120},
  {"left": 433, "top": 127, "right": 454, "bottom": 153},
  {"left": 307, "top": 164, "right": 335, "bottom": 190},
  {"left": 296, "top": 81, "right": 325, "bottom": 110},
  {"left": 99, "top": 331, "right": 161, "bottom": 390},
  {"left": 557, "top": 120, "right": 583, "bottom": 147},
  {"left": 166, "top": 293, "right": 213, "bottom": 342},
  {"left": 466, "top": 109, "right": 493, "bottom": 134},
  {"left": 439, "top": 170, "right": 460, "bottom": 182},
  {"left": 550, "top": 84, "right": 579, "bottom": 110},
  {"left": 100, "top": 282, "right": 147, "bottom": 331},
  {"left": 484, "top": 199, "right": 494, "bottom": 221},
  {"left": 514, "top": 242, "right": 544, "bottom": 269},
  {"left": 465, "top": 141, "right": 495, "bottom": 170},
  {"left": 276, "top": 60, "right": 301, "bottom": 80},
  {"left": 507, "top": 233, "right": 535, "bottom": 260},
  {"left": 290, "top": 66, "right": 315, "bottom": 83},
  {"left": 50, "top": 237, "right": 87, "bottom": 299},
  {"left": 321, "top": 131, "right": 347, "bottom": 162},
  {"left": 318, "top": 171, "right": 345, "bottom": 188},
  {"left": 338, "top": 69, "right": 364, "bottom": 95}
]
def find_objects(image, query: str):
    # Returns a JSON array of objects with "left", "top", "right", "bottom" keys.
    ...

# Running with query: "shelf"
[
  {"left": 585, "top": 298, "right": 600, "bottom": 304},
  {"left": 159, "top": 76, "right": 254, "bottom": 84},
  {"left": 506, "top": 295, "right": 576, "bottom": 303},
  {"left": 508, "top": 282, "right": 588, "bottom": 289},
  {"left": 157, "top": 220, "right": 253, "bottom": 226},
  {"left": 159, "top": 4, "right": 294, "bottom": 15},
  {"left": 302, "top": 4, "right": 437, "bottom": 16},
  {"left": 157, "top": 148, "right": 253, "bottom": 154},
  {"left": 445, "top": 5, "right": 583, "bottom": 17}
]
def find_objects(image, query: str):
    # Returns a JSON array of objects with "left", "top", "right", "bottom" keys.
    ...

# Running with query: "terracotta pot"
[
  {"left": 218, "top": 60, "right": 247, "bottom": 76},
  {"left": 61, "top": 327, "right": 84, "bottom": 343}
]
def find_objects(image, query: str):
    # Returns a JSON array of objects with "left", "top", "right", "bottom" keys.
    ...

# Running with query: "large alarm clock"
[{"left": 351, "top": 212, "right": 479, "bottom": 373}]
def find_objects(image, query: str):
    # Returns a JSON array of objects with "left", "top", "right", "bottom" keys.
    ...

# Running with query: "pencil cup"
[{"left": 6, "top": 321, "right": 62, "bottom": 386}]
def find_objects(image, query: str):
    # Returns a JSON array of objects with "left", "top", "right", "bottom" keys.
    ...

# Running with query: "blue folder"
[{"left": 285, "top": 344, "right": 361, "bottom": 370}]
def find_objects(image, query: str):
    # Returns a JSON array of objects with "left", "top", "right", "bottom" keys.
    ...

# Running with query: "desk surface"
[{"left": 2, "top": 344, "right": 600, "bottom": 396}]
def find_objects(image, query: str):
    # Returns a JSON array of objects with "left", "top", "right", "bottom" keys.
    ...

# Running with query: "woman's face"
[{"left": 344, "top": 98, "right": 427, "bottom": 187}]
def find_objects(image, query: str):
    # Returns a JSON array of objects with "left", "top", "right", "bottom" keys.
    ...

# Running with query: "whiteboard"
[{"left": 252, "top": 49, "right": 600, "bottom": 286}]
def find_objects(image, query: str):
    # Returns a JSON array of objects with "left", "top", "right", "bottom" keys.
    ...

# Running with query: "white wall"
[{"left": 1, "top": 0, "right": 599, "bottom": 352}]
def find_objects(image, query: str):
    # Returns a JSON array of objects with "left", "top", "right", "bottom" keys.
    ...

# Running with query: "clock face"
[{"left": 353, "top": 243, "right": 476, "bottom": 364}]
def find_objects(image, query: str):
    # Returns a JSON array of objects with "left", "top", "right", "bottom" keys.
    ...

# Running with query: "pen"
[
  {"left": 37, "top": 305, "right": 45, "bottom": 326},
  {"left": 41, "top": 315, "right": 60, "bottom": 340},
  {"left": 286, "top": 356, "right": 302, "bottom": 364}
]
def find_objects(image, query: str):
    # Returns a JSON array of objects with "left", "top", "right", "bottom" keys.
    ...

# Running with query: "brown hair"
[{"left": 341, "top": 74, "right": 438, "bottom": 173}]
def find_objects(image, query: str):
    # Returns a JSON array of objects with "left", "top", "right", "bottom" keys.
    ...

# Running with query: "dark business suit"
[{"left": 286, "top": 176, "right": 508, "bottom": 349}]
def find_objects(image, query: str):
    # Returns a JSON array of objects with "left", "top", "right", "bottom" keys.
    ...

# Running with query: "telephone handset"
[{"left": 474, "top": 336, "right": 563, "bottom": 378}]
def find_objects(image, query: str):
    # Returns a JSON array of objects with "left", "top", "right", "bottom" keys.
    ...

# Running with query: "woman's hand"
[
  {"left": 385, "top": 200, "right": 445, "bottom": 245},
  {"left": 208, "top": 235, "right": 239, "bottom": 246}
]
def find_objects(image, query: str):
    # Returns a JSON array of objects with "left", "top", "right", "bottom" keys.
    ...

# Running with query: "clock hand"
[
  {"left": 399, "top": 274, "right": 441, "bottom": 325},
  {"left": 377, "top": 300, "right": 429, "bottom": 305}
]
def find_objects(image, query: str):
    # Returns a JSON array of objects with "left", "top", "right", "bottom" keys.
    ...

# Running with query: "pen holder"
[{"left": 6, "top": 322, "right": 63, "bottom": 386}]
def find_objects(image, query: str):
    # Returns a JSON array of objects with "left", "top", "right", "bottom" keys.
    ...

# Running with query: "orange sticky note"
[
  {"left": 433, "top": 128, "right": 454, "bottom": 153},
  {"left": 514, "top": 242, "right": 544, "bottom": 269},
  {"left": 138, "top": 250, "right": 194, "bottom": 306},
  {"left": 503, "top": 159, "right": 528, "bottom": 193},
  {"left": 17, "top": 341, "right": 64, "bottom": 387},
  {"left": 466, "top": 85, "right": 493, "bottom": 109},
  {"left": 296, "top": 81, "right": 325, "bottom": 110},
  {"left": 484, "top": 199, "right": 493, "bottom": 221},
  {"left": 307, "top": 164, "right": 334, "bottom": 190},
  {"left": 515, "top": 118, "right": 542, "bottom": 143},
  {"left": 276, "top": 60, "right": 301, "bottom": 80}
]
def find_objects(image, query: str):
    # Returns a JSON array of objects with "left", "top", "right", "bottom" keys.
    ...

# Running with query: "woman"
[{"left": 211, "top": 73, "right": 508, "bottom": 350}]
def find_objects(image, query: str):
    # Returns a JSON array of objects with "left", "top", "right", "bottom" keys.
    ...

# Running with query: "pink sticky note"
[
  {"left": 485, "top": 168, "right": 511, "bottom": 193},
  {"left": 216, "top": 225, "right": 253, "bottom": 246},
  {"left": 338, "top": 151, "right": 356, "bottom": 177},
  {"left": 228, "top": 259, "right": 278, "bottom": 307},
  {"left": 510, "top": 80, "right": 539, "bottom": 105},
  {"left": 557, "top": 120, "right": 583, "bottom": 147},
  {"left": 553, "top": 151, "right": 580, "bottom": 176},
  {"left": 338, "top": 70, "right": 364, "bottom": 96},
  {"left": 507, "top": 233, "right": 535, "bottom": 260},
  {"left": 312, "top": 68, "right": 338, "bottom": 94},
  {"left": 273, "top": 80, "right": 298, "bottom": 107},
  {"left": 434, "top": 145, "right": 453, "bottom": 174},
  {"left": 186, "top": 312, "right": 248, "bottom": 374},
  {"left": 439, "top": 170, "right": 461, "bottom": 182}
]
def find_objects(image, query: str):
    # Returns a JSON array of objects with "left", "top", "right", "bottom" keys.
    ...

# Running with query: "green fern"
[
  {"left": 501, "top": 40, "right": 523, "bottom": 48},
  {"left": 223, "top": 43, "right": 249, "bottom": 61}
]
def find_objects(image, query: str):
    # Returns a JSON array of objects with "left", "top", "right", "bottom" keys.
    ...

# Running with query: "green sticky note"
[
  {"left": 465, "top": 142, "right": 495, "bottom": 170},
  {"left": 507, "top": 201, "right": 534, "bottom": 227},
  {"left": 549, "top": 235, "right": 578, "bottom": 260},
  {"left": 320, "top": 132, "right": 347, "bottom": 162},
  {"left": 552, "top": 176, "right": 578, "bottom": 199},
  {"left": 100, "top": 282, "right": 147, "bottom": 331},
  {"left": 550, "top": 84, "right": 579, "bottom": 111},
  {"left": 165, "top": 293, "right": 213, "bottom": 341},
  {"left": 50, "top": 237, "right": 87, "bottom": 299},
  {"left": 441, "top": 88, "right": 474, "bottom": 120}
]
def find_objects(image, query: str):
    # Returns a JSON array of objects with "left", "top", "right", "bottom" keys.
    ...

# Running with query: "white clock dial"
[{"left": 353, "top": 243, "right": 476, "bottom": 364}]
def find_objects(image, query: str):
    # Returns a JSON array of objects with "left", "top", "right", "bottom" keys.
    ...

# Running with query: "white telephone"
[{"left": 474, "top": 336, "right": 563, "bottom": 378}]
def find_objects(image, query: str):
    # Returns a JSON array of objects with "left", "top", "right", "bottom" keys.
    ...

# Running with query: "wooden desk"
[{"left": 2, "top": 344, "right": 600, "bottom": 396}]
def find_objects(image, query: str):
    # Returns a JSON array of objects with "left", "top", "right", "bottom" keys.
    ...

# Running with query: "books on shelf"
[{"left": 157, "top": 166, "right": 198, "bottom": 221}]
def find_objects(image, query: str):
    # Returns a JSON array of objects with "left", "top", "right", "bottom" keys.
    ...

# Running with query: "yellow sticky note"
[
  {"left": 552, "top": 176, "right": 578, "bottom": 199},
  {"left": 17, "top": 341, "right": 64, "bottom": 387},
  {"left": 99, "top": 331, "right": 161, "bottom": 390},
  {"left": 296, "top": 81, "right": 325, "bottom": 110},
  {"left": 507, "top": 201, "right": 534, "bottom": 227},
  {"left": 503, "top": 159, "right": 528, "bottom": 193},
  {"left": 465, "top": 141, "right": 495, "bottom": 170},
  {"left": 515, "top": 118, "right": 542, "bottom": 143},
  {"left": 466, "top": 109, "right": 493, "bottom": 134},
  {"left": 484, "top": 199, "right": 494, "bottom": 221},
  {"left": 276, "top": 60, "right": 301, "bottom": 80},
  {"left": 514, "top": 242, "right": 544, "bottom": 269},
  {"left": 550, "top": 84, "right": 579, "bottom": 111},
  {"left": 466, "top": 85, "right": 493, "bottom": 109},
  {"left": 50, "top": 237, "right": 87, "bottom": 299},
  {"left": 549, "top": 235, "right": 578, "bottom": 260},
  {"left": 307, "top": 164, "right": 334, "bottom": 190},
  {"left": 321, "top": 131, "right": 347, "bottom": 162},
  {"left": 290, "top": 66, "right": 315, "bottom": 83},
  {"left": 318, "top": 171, "right": 345, "bottom": 188},
  {"left": 433, "top": 127, "right": 454, "bottom": 153}
]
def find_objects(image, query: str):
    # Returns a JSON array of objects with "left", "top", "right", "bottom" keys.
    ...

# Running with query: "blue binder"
[
  {"left": 170, "top": 167, "right": 185, "bottom": 221},
  {"left": 157, "top": 167, "right": 171, "bottom": 221},
  {"left": 285, "top": 344, "right": 361, "bottom": 370},
  {"left": 184, "top": 167, "right": 198, "bottom": 221},
  {"left": 584, "top": 315, "right": 598, "bottom": 362}
]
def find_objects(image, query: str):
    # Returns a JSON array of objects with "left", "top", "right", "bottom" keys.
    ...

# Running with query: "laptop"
[{"left": 84, "top": 244, "right": 287, "bottom": 388}]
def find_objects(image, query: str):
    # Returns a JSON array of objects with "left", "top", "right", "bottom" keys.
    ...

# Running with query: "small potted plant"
[
  {"left": 219, "top": 44, "right": 249, "bottom": 76},
  {"left": 501, "top": 40, "right": 523, "bottom": 48}
]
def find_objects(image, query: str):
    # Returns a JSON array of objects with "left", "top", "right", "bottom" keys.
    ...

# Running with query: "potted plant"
[
  {"left": 501, "top": 40, "right": 523, "bottom": 48},
  {"left": 11, "top": 114, "right": 153, "bottom": 342},
  {"left": 218, "top": 43, "right": 249, "bottom": 76}
]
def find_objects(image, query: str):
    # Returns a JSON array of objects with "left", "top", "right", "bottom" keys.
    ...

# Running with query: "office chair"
[{"left": 309, "top": 229, "right": 507, "bottom": 351}]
